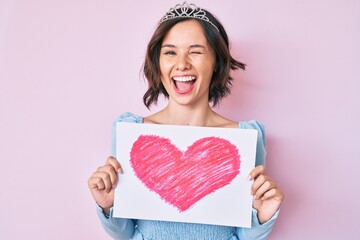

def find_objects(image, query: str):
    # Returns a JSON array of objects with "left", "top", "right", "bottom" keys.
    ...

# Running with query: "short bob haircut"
[{"left": 143, "top": 7, "right": 245, "bottom": 109}]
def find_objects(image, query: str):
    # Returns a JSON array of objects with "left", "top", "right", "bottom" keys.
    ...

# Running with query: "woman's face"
[{"left": 159, "top": 20, "right": 216, "bottom": 107}]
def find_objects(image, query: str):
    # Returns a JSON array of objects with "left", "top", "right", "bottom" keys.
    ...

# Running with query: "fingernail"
[
  {"left": 118, "top": 168, "right": 123, "bottom": 174},
  {"left": 248, "top": 175, "right": 253, "bottom": 181}
]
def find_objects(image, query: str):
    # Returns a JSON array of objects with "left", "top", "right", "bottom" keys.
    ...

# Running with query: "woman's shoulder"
[
  {"left": 113, "top": 112, "right": 143, "bottom": 124},
  {"left": 239, "top": 120, "right": 265, "bottom": 139},
  {"left": 239, "top": 120, "right": 265, "bottom": 131}
]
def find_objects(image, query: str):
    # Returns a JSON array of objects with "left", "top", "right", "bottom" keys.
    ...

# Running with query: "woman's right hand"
[{"left": 88, "top": 156, "right": 123, "bottom": 215}]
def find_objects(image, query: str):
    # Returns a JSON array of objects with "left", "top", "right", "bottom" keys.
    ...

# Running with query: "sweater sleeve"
[
  {"left": 236, "top": 208, "right": 279, "bottom": 239},
  {"left": 97, "top": 205, "right": 136, "bottom": 240},
  {"left": 236, "top": 120, "right": 279, "bottom": 239},
  {"left": 97, "top": 112, "right": 142, "bottom": 239}
]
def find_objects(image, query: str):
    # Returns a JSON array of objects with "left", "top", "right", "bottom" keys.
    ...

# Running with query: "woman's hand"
[
  {"left": 249, "top": 165, "right": 284, "bottom": 224},
  {"left": 88, "top": 156, "right": 122, "bottom": 215}
]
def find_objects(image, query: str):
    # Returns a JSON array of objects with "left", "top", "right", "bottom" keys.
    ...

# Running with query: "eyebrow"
[
  {"left": 161, "top": 44, "right": 206, "bottom": 49},
  {"left": 189, "top": 44, "right": 206, "bottom": 49},
  {"left": 161, "top": 44, "right": 175, "bottom": 48}
]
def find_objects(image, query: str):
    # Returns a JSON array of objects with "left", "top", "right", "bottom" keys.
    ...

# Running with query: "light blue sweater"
[{"left": 97, "top": 112, "right": 279, "bottom": 240}]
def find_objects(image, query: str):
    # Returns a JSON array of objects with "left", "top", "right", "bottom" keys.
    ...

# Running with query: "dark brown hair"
[{"left": 143, "top": 8, "right": 245, "bottom": 108}]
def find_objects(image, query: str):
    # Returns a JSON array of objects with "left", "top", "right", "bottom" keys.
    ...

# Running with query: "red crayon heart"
[{"left": 130, "top": 135, "right": 241, "bottom": 212}]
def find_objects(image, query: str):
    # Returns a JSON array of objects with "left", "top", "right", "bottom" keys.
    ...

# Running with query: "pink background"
[{"left": 0, "top": 0, "right": 359, "bottom": 239}]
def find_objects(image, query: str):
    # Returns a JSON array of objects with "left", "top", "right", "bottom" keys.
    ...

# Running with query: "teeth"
[{"left": 173, "top": 76, "right": 196, "bottom": 82}]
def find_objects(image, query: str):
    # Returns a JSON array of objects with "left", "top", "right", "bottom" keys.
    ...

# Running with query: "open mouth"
[{"left": 172, "top": 76, "right": 196, "bottom": 94}]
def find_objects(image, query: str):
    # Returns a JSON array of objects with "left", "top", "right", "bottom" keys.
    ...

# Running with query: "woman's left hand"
[{"left": 249, "top": 165, "right": 284, "bottom": 224}]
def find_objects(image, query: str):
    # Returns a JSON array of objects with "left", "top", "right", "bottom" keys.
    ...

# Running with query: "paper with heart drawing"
[{"left": 113, "top": 122, "right": 258, "bottom": 228}]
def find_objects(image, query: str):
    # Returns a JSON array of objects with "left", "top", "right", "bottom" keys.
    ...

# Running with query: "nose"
[{"left": 176, "top": 54, "right": 191, "bottom": 71}]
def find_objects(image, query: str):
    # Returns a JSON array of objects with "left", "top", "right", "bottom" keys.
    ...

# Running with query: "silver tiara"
[{"left": 159, "top": 2, "right": 219, "bottom": 32}]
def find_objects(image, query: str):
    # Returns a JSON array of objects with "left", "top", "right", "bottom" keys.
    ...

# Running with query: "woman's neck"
[
  {"left": 160, "top": 104, "right": 215, "bottom": 126},
  {"left": 144, "top": 101, "right": 238, "bottom": 128}
]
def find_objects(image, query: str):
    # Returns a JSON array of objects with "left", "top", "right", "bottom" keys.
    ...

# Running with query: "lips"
[{"left": 172, "top": 75, "right": 196, "bottom": 94}]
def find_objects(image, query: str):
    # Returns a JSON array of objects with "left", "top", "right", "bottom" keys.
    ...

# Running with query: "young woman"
[{"left": 88, "top": 3, "right": 284, "bottom": 239}]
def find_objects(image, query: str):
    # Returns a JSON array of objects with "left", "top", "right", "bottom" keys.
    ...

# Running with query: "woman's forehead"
[{"left": 162, "top": 20, "right": 209, "bottom": 47}]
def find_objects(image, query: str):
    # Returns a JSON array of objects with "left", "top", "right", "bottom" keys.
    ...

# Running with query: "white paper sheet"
[{"left": 113, "top": 122, "right": 258, "bottom": 227}]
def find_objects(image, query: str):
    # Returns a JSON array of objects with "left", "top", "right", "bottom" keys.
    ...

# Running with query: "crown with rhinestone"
[{"left": 159, "top": 2, "right": 219, "bottom": 32}]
